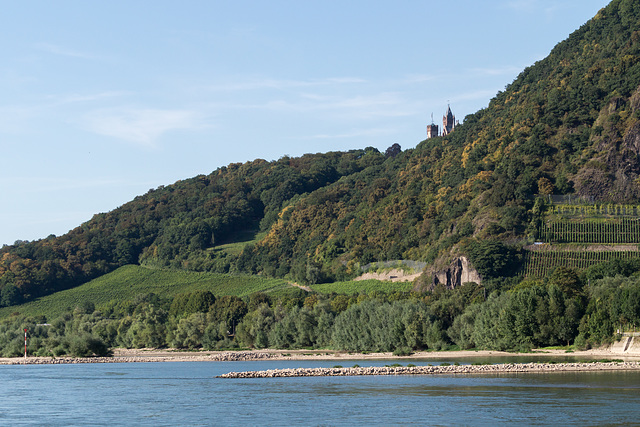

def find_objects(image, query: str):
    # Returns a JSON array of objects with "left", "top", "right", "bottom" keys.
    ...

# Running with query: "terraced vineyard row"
[
  {"left": 551, "top": 204, "right": 640, "bottom": 217},
  {"left": 539, "top": 217, "right": 640, "bottom": 243},
  {"left": 521, "top": 250, "right": 640, "bottom": 278}
]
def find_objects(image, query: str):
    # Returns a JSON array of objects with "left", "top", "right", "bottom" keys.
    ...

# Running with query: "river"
[{"left": 1, "top": 358, "right": 639, "bottom": 425}]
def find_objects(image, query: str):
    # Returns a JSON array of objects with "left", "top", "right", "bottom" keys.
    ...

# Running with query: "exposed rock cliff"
[{"left": 415, "top": 256, "right": 482, "bottom": 291}]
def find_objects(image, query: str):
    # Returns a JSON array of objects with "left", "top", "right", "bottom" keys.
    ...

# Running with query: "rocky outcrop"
[
  {"left": 574, "top": 90, "right": 640, "bottom": 202},
  {"left": 354, "top": 268, "right": 422, "bottom": 283},
  {"left": 430, "top": 256, "right": 481, "bottom": 290}
]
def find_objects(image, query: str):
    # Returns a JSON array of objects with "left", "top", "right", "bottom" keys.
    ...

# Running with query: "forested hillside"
[
  {"left": 0, "top": 150, "right": 377, "bottom": 304},
  {"left": 2, "top": 0, "right": 640, "bottom": 306},
  {"left": 244, "top": 0, "right": 640, "bottom": 282}
]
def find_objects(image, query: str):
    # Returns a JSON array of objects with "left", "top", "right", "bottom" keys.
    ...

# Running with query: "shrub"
[
  {"left": 392, "top": 347, "right": 414, "bottom": 356},
  {"left": 467, "top": 240, "right": 520, "bottom": 279},
  {"left": 66, "top": 333, "right": 112, "bottom": 357}
]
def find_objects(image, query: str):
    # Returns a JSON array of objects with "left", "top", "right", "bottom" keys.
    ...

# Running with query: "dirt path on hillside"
[{"left": 288, "top": 282, "right": 312, "bottom": 292}]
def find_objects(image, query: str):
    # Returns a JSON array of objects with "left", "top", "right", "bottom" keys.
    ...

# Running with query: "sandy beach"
[{"left": 1, "top": 346, "right": 639, "bottom": 365}]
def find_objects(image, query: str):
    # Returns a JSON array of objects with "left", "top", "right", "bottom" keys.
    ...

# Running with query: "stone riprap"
[
  {"left": 217, "top": 361, "right": 640, "bottom": 378},
  {"left": 0, "top": 351, "right": 277, "bottom": 365}
]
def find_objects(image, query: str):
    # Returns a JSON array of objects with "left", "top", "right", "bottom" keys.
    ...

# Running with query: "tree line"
[{"left": 3, "top": 261, "right": 639, "bottom": 357}]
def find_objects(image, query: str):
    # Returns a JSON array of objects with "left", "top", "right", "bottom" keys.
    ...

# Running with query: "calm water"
[{"left": 1, "top": 358, "right": 639, "bottom": 426}]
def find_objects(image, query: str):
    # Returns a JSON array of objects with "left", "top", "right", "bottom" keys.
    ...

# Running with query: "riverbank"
[
  {"left": 1, "top": 346, "right": 639, "bottom": 365},
  {"left": 0, "top": 350, "right": 278, "bottom": 365},
  {"left": 218, "top": 361, "right": 640, "bottom": 378}
]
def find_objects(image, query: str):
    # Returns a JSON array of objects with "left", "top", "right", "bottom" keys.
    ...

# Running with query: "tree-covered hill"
[
  {"left": 244, "top": 0, "right": 640, "bottom": 282},
  {"left": 0, "top": 150, "right": 378, "bottom": 304},
  {"left": 2, "top": 0, "right": 640, "bottom": 306}
]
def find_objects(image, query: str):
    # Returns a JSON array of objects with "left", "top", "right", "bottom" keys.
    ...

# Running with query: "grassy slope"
[
  {"left": 310, "top": 279, "right": 412, "bottom": 295},
  {"left": 211, "top": 229, "right": 267, "bottom": 256},
  {"left": 0, "top": 265, "right": 291, "bottom": 321},
  {"left": 0, "top": 265, "right": 414, "bottom": 321}
]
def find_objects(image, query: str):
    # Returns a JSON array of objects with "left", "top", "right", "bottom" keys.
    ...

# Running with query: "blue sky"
[{"left": 0, "top": 0, "right": 610, "bottom": 246}]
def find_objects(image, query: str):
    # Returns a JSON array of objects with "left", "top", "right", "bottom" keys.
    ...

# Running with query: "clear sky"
[{"left": 0, "top": 0, "right": 610, "bottom": 246}]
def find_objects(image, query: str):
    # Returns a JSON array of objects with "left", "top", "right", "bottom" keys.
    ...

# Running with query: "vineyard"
[
  {"left": 521, "top": 250, "right": 640, "bottom": 278},
  {"left": 538, "top": 217, "right": 640, "bottom": 243},
  {"left": 0, "top": 265, "right": 294, "bottom": 320},
  {"left": 521, "top": 203, "right": 640, "bottom": 278},
  {"left": 549, "top": 204, "right": 640, "bottom": 217}
]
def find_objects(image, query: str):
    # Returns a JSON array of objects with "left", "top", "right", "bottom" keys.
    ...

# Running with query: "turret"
[
  {"left": 426, "top": 113, "right": 439, "bottom": 138},
  {"left": 442, "top": 104, "right": 456, "bottom": 136}
]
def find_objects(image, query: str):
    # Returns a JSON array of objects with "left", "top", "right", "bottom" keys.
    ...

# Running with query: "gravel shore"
[
  {"left": 1, "top": 347, "right": 638, "bottom": 366},
  {"left": 0, "top": 351, "right": 278, "bottom": 365}
]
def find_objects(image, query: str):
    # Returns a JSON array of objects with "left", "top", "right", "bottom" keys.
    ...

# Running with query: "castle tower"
[
  {"left": 442, "top": 104, "right": 456, "bottom": 136},
  {"left": 426, "top": 113, "right": 439, "bottom": 138},
  {"left": 427, "top": 124, "right": 439, "bottom": 138}
]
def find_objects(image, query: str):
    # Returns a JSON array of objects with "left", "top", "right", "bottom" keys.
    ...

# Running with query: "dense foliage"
[{"left": 4, "top": 263, "right": 639, "bottom": 357}]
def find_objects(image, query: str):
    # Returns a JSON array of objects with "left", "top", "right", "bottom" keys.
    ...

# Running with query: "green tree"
[
  {"left": 169, "top": 312, "right": 206, "bottom": 349},
  {"left": 467, "top": 240, "right": 520, "bottom": 279},
  {"left": 0, "top": 284, "right": 22, "bottom": 307},
  {"left": 125, "top": 303, "right": 168, "bottom": 348},
  {"left": 208, "top": 296, "right": 248, "bottom": 332},
  {"left": 65, "top": 333, "right": 111, "bottom": 357},
  {"left": 236, "top": 303, "right": 275, "bottom": 348},
  {"left": 549, "top": 267, "right": 583, "bottom": 297}
]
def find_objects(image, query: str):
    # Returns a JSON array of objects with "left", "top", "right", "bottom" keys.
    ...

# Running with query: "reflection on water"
[{"left": 0, "top": 360, "right": 639, "bottom": 426}]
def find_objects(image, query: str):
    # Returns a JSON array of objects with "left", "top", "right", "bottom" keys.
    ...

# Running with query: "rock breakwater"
[{"left": 217, "top": 361, "right": 640, "bottom": 378}]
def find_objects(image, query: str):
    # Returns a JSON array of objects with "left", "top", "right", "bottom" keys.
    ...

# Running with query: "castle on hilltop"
[
  {"left": 427, "top": 105, "right": 459, "bottom": 138},
  {"left": 442, "top": 105, "right": 457, "bottom": 136}
]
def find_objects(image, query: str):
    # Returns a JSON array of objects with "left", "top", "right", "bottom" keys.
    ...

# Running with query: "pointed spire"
[{"left": 442, "top": 104, "right": 455, "bottom": 136}]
